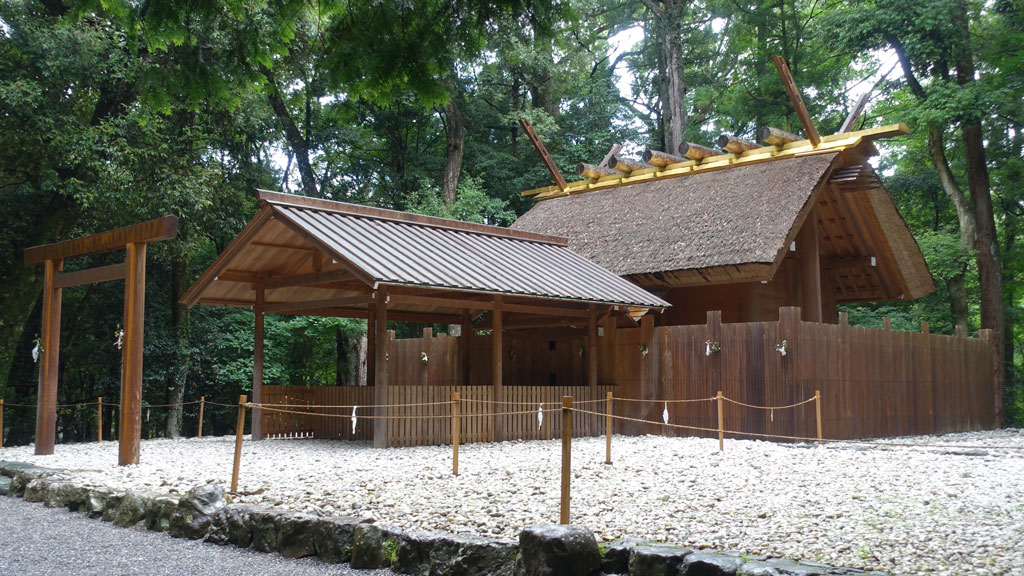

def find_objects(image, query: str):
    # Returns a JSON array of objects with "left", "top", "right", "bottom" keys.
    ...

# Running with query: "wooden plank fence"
[{"left": 261, "top": 306, "right": 997, "bottom": 446}]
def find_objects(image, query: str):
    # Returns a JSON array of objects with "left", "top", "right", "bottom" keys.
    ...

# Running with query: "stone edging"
[{"left": 0, "top": 461, "right": 893, "bottom": 576}]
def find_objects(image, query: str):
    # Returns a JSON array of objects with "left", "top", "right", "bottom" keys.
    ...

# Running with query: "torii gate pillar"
[{"left": 25, "top": 216, "right": 178, "bottom": 465}]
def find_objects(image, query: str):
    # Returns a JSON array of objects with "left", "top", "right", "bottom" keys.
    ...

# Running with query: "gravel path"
[
  {"left": 0, "top": 496, "right": 394, "bottom": 576},
  {"left": 3, "top": 429, "right": 1024, "bottom": 576}
]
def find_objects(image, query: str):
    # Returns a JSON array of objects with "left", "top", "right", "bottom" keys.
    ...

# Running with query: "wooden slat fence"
[
  {"left": 612, "top": 307, "right": 997, "bottom": 441},
  {"left": 261, "top": 306, "right": 996, "bottom": 445}
]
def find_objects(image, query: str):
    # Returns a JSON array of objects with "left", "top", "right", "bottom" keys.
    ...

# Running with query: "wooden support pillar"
[
  {"left": 420, "top": 327, "right": 432, "bottom": 386},
  {"left": 460, "top": 311, "right": 472, "bottom": 386},
  {"left": 251, "top": 289, "right": 265, "bottom": 441},
  {"left": 373, "top": 287, "right": 389, "bottom": 448},
  {"left": 796, "top": 211, "right": 822, "bottom": 323},
  {"left": 119, "top": 242, "right": 146, "bottom": 466},
  {"left": 587, "top": 304, "right": 598, "bottom": 389},
  {"left": 35, "top": 258, "right": 63, "bottom": 456},
  {"left": 492, "top": 295, "right": 504, "bottom": 442},
  {"left": 367, "top": 303, "right": 376, "bottom": 388}
]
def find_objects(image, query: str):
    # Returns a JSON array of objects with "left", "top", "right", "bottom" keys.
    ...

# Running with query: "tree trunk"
[
  {"left": 661, "top": 14, "right": 685, "bottom": 153},
  {"left": 953, "top": 3, "right": 1006, "bottom": 420},
  {"left": 164, "top": 250, "right": 191, "bottom": 438},
  {"left": 261, "top": 65, "right": 319, "bottom": 197},
  {"left": 441, "top": 75, "right": 465, "bottom": 205},
  {"left": 946, "top": 272, "right": 969, "bottom": 331}
]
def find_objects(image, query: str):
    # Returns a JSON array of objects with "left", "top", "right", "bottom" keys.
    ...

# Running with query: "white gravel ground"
[{"left": 3, "top": 429, "right": 1023, "bottom": 576}]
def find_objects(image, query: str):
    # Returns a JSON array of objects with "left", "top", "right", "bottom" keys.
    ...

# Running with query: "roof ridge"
[
  {"left": 256, "top": 190, "right": 568, "bottom": 246},
  {"left": 523, "top": 123, "right": 909, "bottom": 201}
]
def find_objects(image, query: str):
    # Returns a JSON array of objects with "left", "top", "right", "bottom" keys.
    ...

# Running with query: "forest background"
[{"left": 1, "top": 0, "right": 1020, "bottom": 443}]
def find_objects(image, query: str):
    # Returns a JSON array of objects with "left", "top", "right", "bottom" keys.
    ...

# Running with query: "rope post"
[
  {"left": 604, "top": 392, "right": 613, "bottom": 465},
  {"left": 452, "top": 392, "right": 460, "bottom": 476},
  {"left": 815, "top": 390, "right": 822, "bottom": 445},
  {"left": 230, "top": 394, "right": 247, "bottom": 493},
  {"left": 198, "top": 396, "right": 205, "bottom": 439},
  {"left": 717, "top": 391, "right": 724, "bottom": 452},
  {"left": 560, "top": 395, "right": 573, "bottom": 524},
  {"left": 97, "top": 397, "right": 102, "bottom": 442},
  {"left": 0, "top": 398, "right": 4, "bottom": 448}
]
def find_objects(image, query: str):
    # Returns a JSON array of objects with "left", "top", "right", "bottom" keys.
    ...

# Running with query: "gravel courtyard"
[{"left": 3, "top": 429, "right": 1023, "bottom": 576}]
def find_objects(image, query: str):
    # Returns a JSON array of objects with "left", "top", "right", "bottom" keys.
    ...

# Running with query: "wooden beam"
[
  {"left": 503, "top": 302, "right": 590, "bottom": 318},
  {"left": 372, "top": 288, "right": 389, "bottom": 448},
  {"left": 34, "top": 259, "right": 62, "bottom": 456},
  {"left": 492, "top": 295, "right": 504, "bottom": 442},
  {"left": 797, "top": 211, "right": 822, "bottom": 323},
  {"left": 598, "top": 143, "right": 622, "bottom": 168},
  {"left": 577, "top": 163, "right": 618, "bottom": 179},
  {"left": 460, "top": 311, "right": 472, "bottom": 386},
  {"left": 716, "top": 134, "right": 760, "bottom": 154},
  {"left": 609, "top": 155, "right": 656, "bottom": 173},
  {"left": 840, "top": 91, "right": 871, "bottom": 133},
  {"left": 25, "top": 215, "right": 178, "bottom": 266},
  {"left": 281, "top": 306, "right": 460, "bottom": 324},
  {"left": 262, "top": 295, "right": 373, "bottom": 314},
  {"left": 642, "top": 149, "right": 687, "bottom": 167},
  {"left": 53, "top": 263, "right": 126, "bottom": 289},
  {"left": 367, "top": 303, "right": 376, "bottom": 389},
  {"left": 758, "top": 126, "right": 802, "bottom": 146},
  {"left": 519, "top": 119, "right": 567, "bottom": 191},
  {"left": 196, "top": 298, "right": 255, "bottom": 308},
  {"left": 389, "top": 293, "right": 495, "bottom": 311},
  {"left": 772, "top": 55, "right": 820, "bottom": 146},
  {"left": 249, "top": 240, "right": 314, "bottom": 252},
  {"left": 588, "top": 304, "right": 598, "bottom": 389},
  {"left": 480, "top": 316, "right": 576, "bottom": 331},
  {"left": 259, "top": 269, "right": 354, "bottom": 290},
  {"left": 252, "top": 289, "right": 264, "bottom": 441},
  {"left": 678, "top": 142, "right": 719, "bottom": 160},
  {"left": 119, "top": 242, "right": 146, "bottom": 466}
]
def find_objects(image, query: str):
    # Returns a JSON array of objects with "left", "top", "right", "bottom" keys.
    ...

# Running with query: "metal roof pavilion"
[{"left": 182, "top": 190, "right": 669, "bottom": 319}]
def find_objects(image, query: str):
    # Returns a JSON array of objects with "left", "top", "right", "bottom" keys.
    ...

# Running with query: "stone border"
[{"left": 0, "top": 461, "right": 893, "bottom": 576}]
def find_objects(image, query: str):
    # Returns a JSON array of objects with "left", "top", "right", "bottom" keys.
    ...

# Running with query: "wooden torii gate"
[{"left": 24, "top": 216, "right": 178, "bottom": 465}]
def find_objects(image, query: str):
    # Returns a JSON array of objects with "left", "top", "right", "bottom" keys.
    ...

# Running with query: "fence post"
[
  {"left": 0, "top": 398, "right": 4, "bottom": 448},
  {"left": 605, "top": 392, "right": 613, "bottom": 465},
  {"left": 815, "top": 390, "right": 822, "bottom": 445},
  {"left": 97, "top": 397, "right": 102, "bottom": 442},
  {"left": 717, "top": 391, "right": 724, "bottom": 451},
  {"left": 231, "top": 394, "right": 247, "bottom": 493},
  {"left": 198, "top": 396, "right": 205, "bottom": 438},
  {"left": 560, "top": 396, "right": 573, "bottom": 524},
  {"left": 452, "top": 392, "right": 460, "bottom": 476}
]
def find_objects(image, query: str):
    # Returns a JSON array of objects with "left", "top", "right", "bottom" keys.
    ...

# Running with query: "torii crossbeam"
[{"left": 24, "top": 215, "right": 178, "bottom": 465}]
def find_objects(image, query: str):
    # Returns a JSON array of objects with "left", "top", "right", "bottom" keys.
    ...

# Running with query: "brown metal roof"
[{"left": 182, "top": 191, "right": 669, "bottom": 313}]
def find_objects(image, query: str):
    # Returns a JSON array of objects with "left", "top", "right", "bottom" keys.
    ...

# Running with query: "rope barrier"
[
  {"left": 613, "top": 396, "right": 716, "bottom": 404},
  {"left": 253, "top": 400, "right": 454, "bottom": 409},
  {"left": 252, "top": 403, "right": 561, "bottom": 420},
  {"left": 721, "top": 396, "right": 817, "bottom": 410},
  {"left": 569, "top": 407, "right": 1024, "bottom": 452}
]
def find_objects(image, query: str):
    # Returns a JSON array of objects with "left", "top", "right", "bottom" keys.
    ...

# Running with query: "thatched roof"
[
  {"left": 514, "top": 153, "right": 835, "bottom": 276},
  {"left": 512, "top": 137, "right": 935, "bottom": 302}
]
